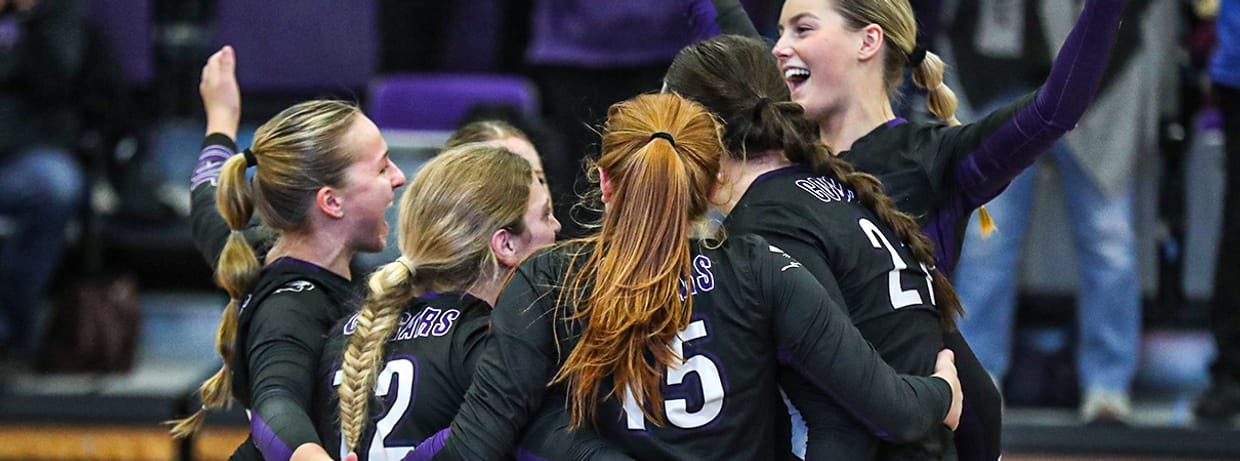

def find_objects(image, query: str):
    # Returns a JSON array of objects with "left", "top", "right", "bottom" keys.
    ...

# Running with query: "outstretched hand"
[
  {"left": 201, "top": 45, "right": 241, "bottom": 139},
  {"left": 933, "top": 348, "right": 963, "bottom": 431}
]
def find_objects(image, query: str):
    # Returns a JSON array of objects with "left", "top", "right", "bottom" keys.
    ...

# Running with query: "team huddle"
[{"left": 166, "top": 0, "right": 1129, "bottom": 459}]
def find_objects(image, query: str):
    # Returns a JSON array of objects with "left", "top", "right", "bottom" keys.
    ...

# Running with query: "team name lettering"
[
  {"left": 794, "top": 176, "right": 856, "bottom": 204},
  {"left": 679, "top": 254, "right": 717, "bottom": 301},
  {"left": 343, "top": 306, "right": 459, "bottom": 340}
]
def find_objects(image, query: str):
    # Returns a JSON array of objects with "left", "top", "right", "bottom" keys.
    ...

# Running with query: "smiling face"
[
  {"left": 336, "top": 115, "right": 406, "bottom": 253},
  {"left": 773, "top": 0, "right": 867, "bottom": 122}
]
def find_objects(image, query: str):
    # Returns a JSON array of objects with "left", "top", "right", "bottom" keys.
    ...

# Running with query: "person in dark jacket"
[{"left": 0, "top": 0, "right": 85, "bottom": 362}]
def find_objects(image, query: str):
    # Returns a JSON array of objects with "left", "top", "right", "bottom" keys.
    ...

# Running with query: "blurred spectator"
[
  {"left": 1196, "top": 0, "right": 1240, "bottom": 424},
  {"left": 948, "top": 0, "right": 1163, "bottom": 424},
  {"left": 0, "top": 0, "right": 86, "bottom": 363},
  {"left": 522, "top": 1, "right": 701, "bottom": 237}
]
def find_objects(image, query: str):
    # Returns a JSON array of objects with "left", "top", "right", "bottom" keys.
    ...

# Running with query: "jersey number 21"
[{"left": 858, "top": 218, "right": 935, "bottom": 309}]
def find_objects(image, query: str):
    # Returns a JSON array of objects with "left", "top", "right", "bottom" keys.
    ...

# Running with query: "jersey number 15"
[{"left": 621, "top": 319, "right": 725, "bottom": 430}]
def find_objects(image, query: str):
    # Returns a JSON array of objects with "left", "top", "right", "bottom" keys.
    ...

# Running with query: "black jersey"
[
  {"left": 432, "top": 236, "right": 952, "bottom": 460},
  {"left": 230, "top": 257, "right": 360, "bottom": 460},
  {"left": 725, "top": 165, "right": 952, "bottom": 460},
  {"left": 314, "top": 292, "right": 491, "bottom": 461}
]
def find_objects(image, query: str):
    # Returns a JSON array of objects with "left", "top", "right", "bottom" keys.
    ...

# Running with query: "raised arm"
[
  {"left": 950, "top": 0, "right": 1128, "bottom": 209},
  {"left": 190, "top": 46, "right": 270, "bottom": 268}
]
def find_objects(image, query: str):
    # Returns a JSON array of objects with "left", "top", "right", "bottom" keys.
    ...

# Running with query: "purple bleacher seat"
[
  {"left": 87, "top": 0, "right": 154, "bottom": 86},
  {"left": 368, "top": 74, "right": 539, "bottom": 131},
  {"left": 214, "top": 0, "right": 377, "bottom": 92}
]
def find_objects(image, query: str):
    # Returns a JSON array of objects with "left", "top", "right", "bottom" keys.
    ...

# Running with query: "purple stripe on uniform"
[
  {"left": 271, "top": 257, "right": 327, "bottom": 272},
  {"left": 401, "top": 427, "right": 450, "bottom": 461},
  {"left": 885, "top": 117, "right": 908, "bottom": 128},
  {"left": 191, "top": 145, "right": 235, "bottom": 190},
  {"left": 251, "top": 413, "right": 295, "bottom": 461},
  {"left": 515, "top": 448, "right": 552, "bottom": 461},
  {"left": 922, "top": 196, "right": 967, "bottom": 276},
  {"left": 776, "top": 349, "right": 891, "bottom": 440}
]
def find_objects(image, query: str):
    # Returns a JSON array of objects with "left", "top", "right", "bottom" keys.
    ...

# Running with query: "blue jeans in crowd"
[
  {"left": 0, "top": 146, "right": 84, "bottom": 354},
  {"left": 952, "top": 139, "right": 1140, "bottom": 395}
]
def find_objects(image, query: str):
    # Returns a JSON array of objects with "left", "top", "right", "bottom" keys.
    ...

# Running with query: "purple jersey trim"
[
  {"left": 270, "top": 257, "right": 327, "bottom": 273},
  {"left": 252, "top": 413, "right": 295, "bottom": 461},
  {"left": 885, "top": 117, "right": 908, "bottom": 128},
  {"left": 191, "top": 144, "right": 234, "bottom": 190},
  {"left": 515, "top": 448, "right": 552, "bottom": 461},
  {"left": 401, "top": 427, "right": 449, "bottom": 461}
]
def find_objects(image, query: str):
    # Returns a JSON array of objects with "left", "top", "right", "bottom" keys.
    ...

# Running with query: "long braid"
[
  {"left": 339, "top": 261, "right": 417, "bottom": 451},
  {"left": 336, "top": 145, "right": 533, "bottom": 449}
]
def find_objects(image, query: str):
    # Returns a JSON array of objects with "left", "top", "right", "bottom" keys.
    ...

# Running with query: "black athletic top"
[
  {"left": 314, "top": 293, "right": 490, "bottom": 461},
  {"left": 232, "top": 257, "right": 358, "bottom": 460},
  {"left": 414, "top": 236, "right": 952, "bottom": 460},
  {"left": 313, "top": 292, "right": 632, "bottom": 461},
  {"left": 726, "top": 165, "right": 953, "bottom": 460},
  {"left": 191, "top": 133, "right": 362, "bottom": 460}
]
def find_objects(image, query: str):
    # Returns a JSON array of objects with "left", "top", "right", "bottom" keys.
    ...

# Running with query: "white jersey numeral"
[
  {"left": 333, "top": 358, "right": 417, "bottom": 461},
  {"left": 858, "top": 218, "right": 932, "bottom": 310},
  {"left": 622, "top": 319, "right": 725, "bottom": 430}
]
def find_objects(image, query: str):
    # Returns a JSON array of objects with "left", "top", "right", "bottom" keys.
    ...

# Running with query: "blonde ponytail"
[
  {"left": 169, "top": 153, "right": 261, "bottom": 438},
  {"left": 911, "top": 51, "right": 961, "bottom": 127}
]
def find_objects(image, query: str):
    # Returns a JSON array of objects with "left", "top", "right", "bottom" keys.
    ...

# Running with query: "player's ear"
[
  {"left": 599, "top": 167, "right": 613, "bottom": 204},
  {"left": 492, "top": 227, "right": 523, "bottom": 267}
]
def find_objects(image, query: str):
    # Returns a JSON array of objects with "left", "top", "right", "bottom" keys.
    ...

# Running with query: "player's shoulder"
[
  {"left": 741, "top": 166, "right": 862, "bottom": 216},
  {"left": 699, "top": 234, "right": 803, "bottom": 278}
]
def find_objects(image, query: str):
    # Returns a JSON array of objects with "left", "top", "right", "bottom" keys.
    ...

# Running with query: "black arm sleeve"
[
  {"left": 761, "top": 245, "right": 953, "bottom": 444},
  {"left": 731, "top": 204, "right": 928, "bottom": 456},
  {"left": 517, "top": 392, "right": 635, "bottom": 461},
  {"left": 246, "top": 293, "right": 330, "bottom": 460},
  {"left": 945, "top": 331, "right": 1003, "bottom": 461},
  {"left": 434, "top": 267, "right": 561, "bottom": 460},
  {"left": 189, "top": 133, "right": 274, "bottom": 269}
]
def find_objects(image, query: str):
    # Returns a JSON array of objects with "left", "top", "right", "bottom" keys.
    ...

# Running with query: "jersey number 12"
[{"left": 333, "top": 358, "right": 418, "bottom": 461}]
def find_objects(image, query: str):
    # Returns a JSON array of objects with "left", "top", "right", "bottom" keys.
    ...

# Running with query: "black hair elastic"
[
  {"left": 752, "top": 97, "right": 772, "bottom": 120},
  {"left": 907, "top": 45, "right": 928, "bottom": 68},
  {"left": 242, "top": 148, "right": 258, "bottom": 167},
  {"left": 649, "top": 131, "right": 676, "bottom": 147}
]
